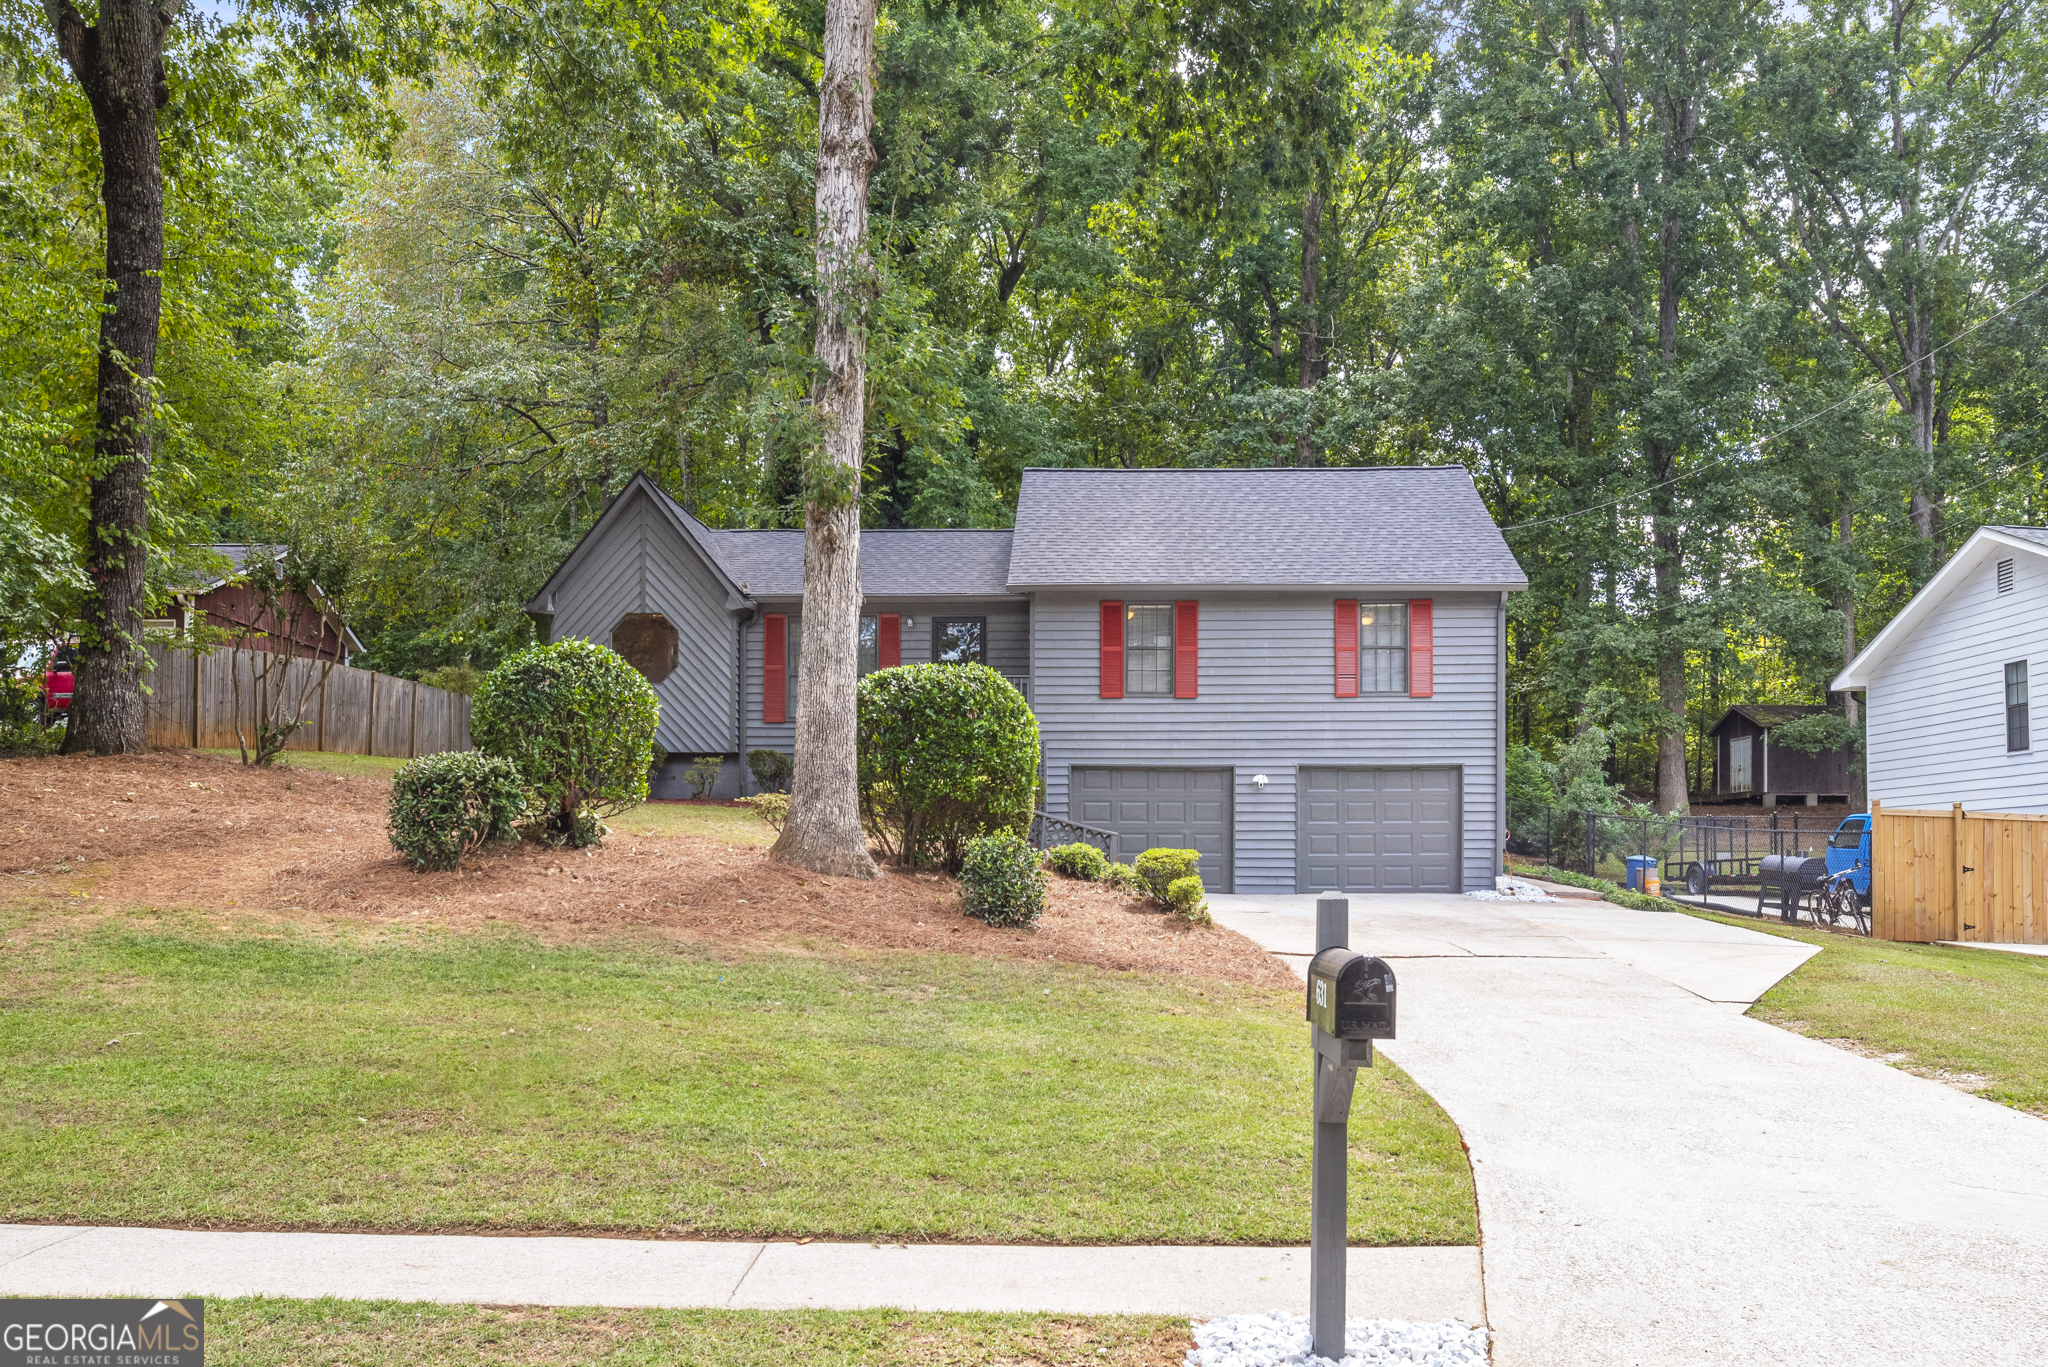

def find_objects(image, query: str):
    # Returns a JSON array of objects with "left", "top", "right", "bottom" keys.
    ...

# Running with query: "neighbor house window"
[
  {"left": 1124, "top": 604, "right": 1173, "bottom": 695},
  {"left": 2008, "top": 661, "right": 2030, "bottom": 752},
  {"left": 859, "top": 616, "right": 879, "bottom": 675},
  {"left": 934, "top": 617, "right": 985, "bottom": 664},
  {"left": 1359, "top": 602, "right": 1408, "bottom": 693}
]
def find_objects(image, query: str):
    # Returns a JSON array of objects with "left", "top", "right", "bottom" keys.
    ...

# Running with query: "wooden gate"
[{"left": 1871, "top": 800, "right": 2048, "bottom": 944}]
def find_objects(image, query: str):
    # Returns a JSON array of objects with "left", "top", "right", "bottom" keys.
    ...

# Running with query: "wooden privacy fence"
[
  {"left": 1871, "top": 800, "right": 2048, "bottom": 945},
  {"left": 142, "top": 645, "right": 473, "bottom": 759}
]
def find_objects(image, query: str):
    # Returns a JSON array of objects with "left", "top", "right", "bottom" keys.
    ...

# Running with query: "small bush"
[
  {"left": 858, "top": 663, "right": 1040, "bottom": 871},
  {"left": 1101, "top": 862, "right": 1148, "bottom": 895},
  {"left": 0, "top": 720, "right": 63, "bottom": 758},
  {"left": 1135, "top": 848, "right": 1202, "bottom": 900},
  {"left": 738, "top": 792, "right": 790, "bottom": 831},
  {"left": 1045, "top": 842, "right": 1110, "bottom": 880},
  {"left": 1165, "top": 874, "right": 1211, "bottom": 925},
  {"left": 418, "top": 663, "right": 485, "bottom": 696},
  {"left": 685, "top": 755, "right": 723, "bottom": 798},
  {"left": 387, "top": 751, "right": 527, "bottom": 871},
  {"left": 747, "top": 748, "right": 793, "bottom": 792},
  {"left": 960, "top": 831, "right": 1048, "bottom": 928},
  {"left": 470, "top": 640, "right": 660, "bottom": 848}
]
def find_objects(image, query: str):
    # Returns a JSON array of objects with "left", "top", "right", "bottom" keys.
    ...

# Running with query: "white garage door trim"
[
  {"left": 1072, "top": 766, "right": 1234, "bottom": 893},
  {"left": 1297, "top": 766, "right": 1462, "bottom": 894}
]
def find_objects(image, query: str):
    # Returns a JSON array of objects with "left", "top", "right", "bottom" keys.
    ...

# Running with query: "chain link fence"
[{"left": 1508, "top": 798, "right": 1843, "bottom": 893}]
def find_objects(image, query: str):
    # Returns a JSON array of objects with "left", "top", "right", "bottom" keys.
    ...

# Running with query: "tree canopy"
[{"left": 6, "top": 0, "right": 2047, "bottom": 798}]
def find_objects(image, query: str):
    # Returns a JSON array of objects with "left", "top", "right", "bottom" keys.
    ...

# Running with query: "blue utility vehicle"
[{"left": 1825, "top": 814, "right": 1872, "bottom": 900}]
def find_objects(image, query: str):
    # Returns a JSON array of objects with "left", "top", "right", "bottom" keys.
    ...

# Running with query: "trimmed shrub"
[
  {"left": 857, "top": 663, "right": 1040, "bottom": 871},
  {"left": 685, "top": 755, "right": 723, "bottom": 798},
  {"left": 1101, "top": 862, "right": 1148, "bottom": 896},
  {"left": 1134, "top": 847, "right": 1201, "bottom": 900},
  {"left": 1045, "top": 842, "right": 1110, "bottom": 881},
  {"left": 1165, "top": 874, "right": 1211, "bottom": 925},
  {"left": 738, "top": 792, "right": 790, "bottom": 831},
  {"left": 960, "top": 831, "right": 1048, "bottom": 928},
  {"left": 470, "top": 640, "right": 660, "bottom": 848},
  {"left": 747, "top": 748, "right": 793, "bottom": 792},
  {"left": 387, "top": 751, "right": 527, "bottom": 872}
]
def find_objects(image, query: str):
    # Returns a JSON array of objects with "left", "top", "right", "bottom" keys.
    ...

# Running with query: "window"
[
  {"left": 934, "top": 617, "right": 985, "bottom": 664},
  {"left": 1829, "top": 818, "right": 1866, "bottom": 850},
  {"left": 1998, "top": 558, "right": 2016, "bottom": 594},
  {"left": 2008, "top": 661, "right": 2030, "bottom": 752},
  {"left": 1124, "top": 604, "right": 1173, "bottom": 695},
  {"left": 786, "top": 617, "right": 802, "bottom": 700},
  {"left": 1359, "top": 602, "right": 1408, "bottom": 693},
  {"left": 859, "top": 616, "right": 879, "bottom": 676}
]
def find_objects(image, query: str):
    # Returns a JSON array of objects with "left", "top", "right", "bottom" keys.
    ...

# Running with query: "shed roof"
[
  {"left": 699, "top": 527, "right": 1015, "bottom": 599},
  {"left": 1709, "top": 704, "right": 1836, "bottom": 735},
  {"left": 1005, "top": 466, "right": 1527, "bottom": 590}
]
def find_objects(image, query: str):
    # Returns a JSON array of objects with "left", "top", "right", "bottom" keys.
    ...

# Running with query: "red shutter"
[
  {"left": 1409, "top": 598, "right": 1434, "bottom": 698},
  {"left": 879, "top": 613, "right": 901, "bottom": 668},
  {"left": 1099, "top": 601, "right": 1124, "bottom": 699},
  {"left": 1334, "top": 600, "right": 1358, "bottom": 698},
  {"left": 763, "top": 613, "right": 787, "bottom": 723},
  {"left": 1174, "top": 600, "right": 1199, "bottom": 699}
]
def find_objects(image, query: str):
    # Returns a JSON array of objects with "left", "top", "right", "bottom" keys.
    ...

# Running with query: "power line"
[{"left": 1499, "top": 279, "right": 2048, "bottom": 535}]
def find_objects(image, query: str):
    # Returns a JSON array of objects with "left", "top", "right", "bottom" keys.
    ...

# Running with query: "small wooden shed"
[{"left": 1707, "top": 704, "right": 1854, "bottom": 806}]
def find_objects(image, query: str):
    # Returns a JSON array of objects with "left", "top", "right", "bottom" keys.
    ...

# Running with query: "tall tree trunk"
[
  {"left": 49, "top": 0, "right": 168, "bottom": 755},
  {"left": 771, "top": 0, "right": 879, "bottom": 879},
  {"left": 1294, "top": 191, "right": 1323, "bottom": 467},
  {"left": 1838, "top": 499, "right": 1867, "bottom": 811}
]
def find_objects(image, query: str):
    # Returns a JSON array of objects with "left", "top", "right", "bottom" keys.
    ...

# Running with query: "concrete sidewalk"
[
  {"left": 0, "top": 1224, "right": 1484, "bottom": 1321},
  {"left": 1210, "top": 892, "right": 2048, "bottom": 1367}
]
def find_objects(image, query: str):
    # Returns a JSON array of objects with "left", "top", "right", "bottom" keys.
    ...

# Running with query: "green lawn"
[
  {"left": 201, "top": 1301, "right": 1189, "bottom": 1366},
  {"left": 1681, "top": 907, "right": 2048, "bottom": 1113},
  {"left": 0, "top": 909, "right": 1475, "bottom": 1245},
  {"left": 200, "top": 748, "right": 410, "bottom": 779}
]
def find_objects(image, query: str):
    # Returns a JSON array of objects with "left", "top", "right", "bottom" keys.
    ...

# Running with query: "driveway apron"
[{"left": 1209, "top": 894, "right": 2048, "bottom": 1367}]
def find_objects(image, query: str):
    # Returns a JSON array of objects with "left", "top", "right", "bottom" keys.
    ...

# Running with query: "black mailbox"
[{"left": 1305, "top": 948, "right": 1396, "bottom": 1041}]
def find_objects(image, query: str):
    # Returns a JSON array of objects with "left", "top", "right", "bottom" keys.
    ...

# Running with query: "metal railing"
[{"left": 1029, "top": 810, "right": 1117, "bottom": 863}]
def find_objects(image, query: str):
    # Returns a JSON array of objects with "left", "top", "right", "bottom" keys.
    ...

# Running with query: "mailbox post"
[{"left": 1304, "top": 894, "right": 1397, "bottom": 1363}]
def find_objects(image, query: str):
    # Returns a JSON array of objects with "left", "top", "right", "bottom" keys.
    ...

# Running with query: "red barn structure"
[{"left": 152, "top": 544, "right": 362, "bottom": 665}]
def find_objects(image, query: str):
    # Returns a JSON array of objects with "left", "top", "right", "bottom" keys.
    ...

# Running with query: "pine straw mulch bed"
[{"left": 0, "top": 749, "right": 1292, "bottom": 987}]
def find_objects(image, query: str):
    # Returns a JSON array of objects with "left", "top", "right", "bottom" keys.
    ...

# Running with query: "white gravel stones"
[
  {"left": 1469, "top": 876, "right": 1561, "bottom": 904},
  {"left": 1185, "top": 1311, "right": 1489, "bottom": 1367}
]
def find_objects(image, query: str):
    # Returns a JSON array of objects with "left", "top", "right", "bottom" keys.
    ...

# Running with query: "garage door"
[
  {"left": 1298, "top": 767, "right": 1460, "bottom": 893},
  {"left": 1073, "top": 767, "right": 1232, "bottom": 891}
]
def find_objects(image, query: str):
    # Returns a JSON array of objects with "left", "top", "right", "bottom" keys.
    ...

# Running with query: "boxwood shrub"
[
  {"left": 387, "top": 751, "right": 527, "bottom": 871},
  {"left": 857, "top": 663, "right": 1039, "bottom": 871},
  {"left": 1045, "top": 842, "right": 1110, "bottom": 880},
  {"left": 1101, "top": 862, "right": 1148, "bottom": 895},
  {"left": 960, "top": 831, "right": 1048, "bottom": 928},
  {"left": 1165, "top": 873, "right": 1211, "bottom": 925},
  {"left": 470, "top": 640, "right": 660, "bottom": 848},
  {"left": 1134, "top": 847, "right": 1201, "bottom": 900}
]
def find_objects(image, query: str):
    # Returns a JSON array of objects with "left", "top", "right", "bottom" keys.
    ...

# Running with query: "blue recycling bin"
[{"left": 1625, "top": 856, "right": 1657, "bottom": 891}]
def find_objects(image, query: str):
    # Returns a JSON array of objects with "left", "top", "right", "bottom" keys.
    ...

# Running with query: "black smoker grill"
[{"left": 1756, "top": 854, "right": 1830, "bottom": 921}]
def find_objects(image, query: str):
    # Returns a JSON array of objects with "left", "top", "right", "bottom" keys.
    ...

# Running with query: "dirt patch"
[{"left": 0, "top": 751, "right": 1292, "bottom": 986}]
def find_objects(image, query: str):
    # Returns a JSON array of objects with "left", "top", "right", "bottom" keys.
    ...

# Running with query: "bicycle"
[{"left": 1809, "top": 869, "right": 1870, "bottom": 936}]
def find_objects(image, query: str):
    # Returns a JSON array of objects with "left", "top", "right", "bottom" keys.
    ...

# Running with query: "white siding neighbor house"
[{"left": 1833, "top": 525, "right": 2048, "bottom": 812}]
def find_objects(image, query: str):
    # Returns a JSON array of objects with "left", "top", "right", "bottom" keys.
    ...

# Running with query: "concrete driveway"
[{"left": 1210, "top": 893, "right": 2048, "bottom": 1367}]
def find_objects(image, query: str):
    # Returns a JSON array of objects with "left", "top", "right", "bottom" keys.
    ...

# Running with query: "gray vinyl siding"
[
  {"left": 1033, "top": 589, "right": 1504, "bottom": 893},
  {"left": 1866, "top": 552, "right": 2048, "bottom": 812},
  {"left": 741, "top": 597, "right": 1030, "bottom": 779},
  {"left": 541, "top": 487, "right": 738, "bottom": 755}
]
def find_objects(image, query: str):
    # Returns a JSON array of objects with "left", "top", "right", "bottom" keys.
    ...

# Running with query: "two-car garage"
[{"left": 1070, "top": 765, "right": 1463, "bottom": 894}]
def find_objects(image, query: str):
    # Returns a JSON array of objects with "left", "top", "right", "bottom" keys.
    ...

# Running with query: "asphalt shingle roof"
[
  {"left": 1711, "top": 704, "right": 1834, "bottom": 732},
  {"left": 696, "top": 527, "right": 1015, "bottom": 598},
  {"left": 1989, "top": 525, "right": 2048, "bottom": 550},
  {"left": 1005, "top": 466, "right": 1527, "bottom": 589}
]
